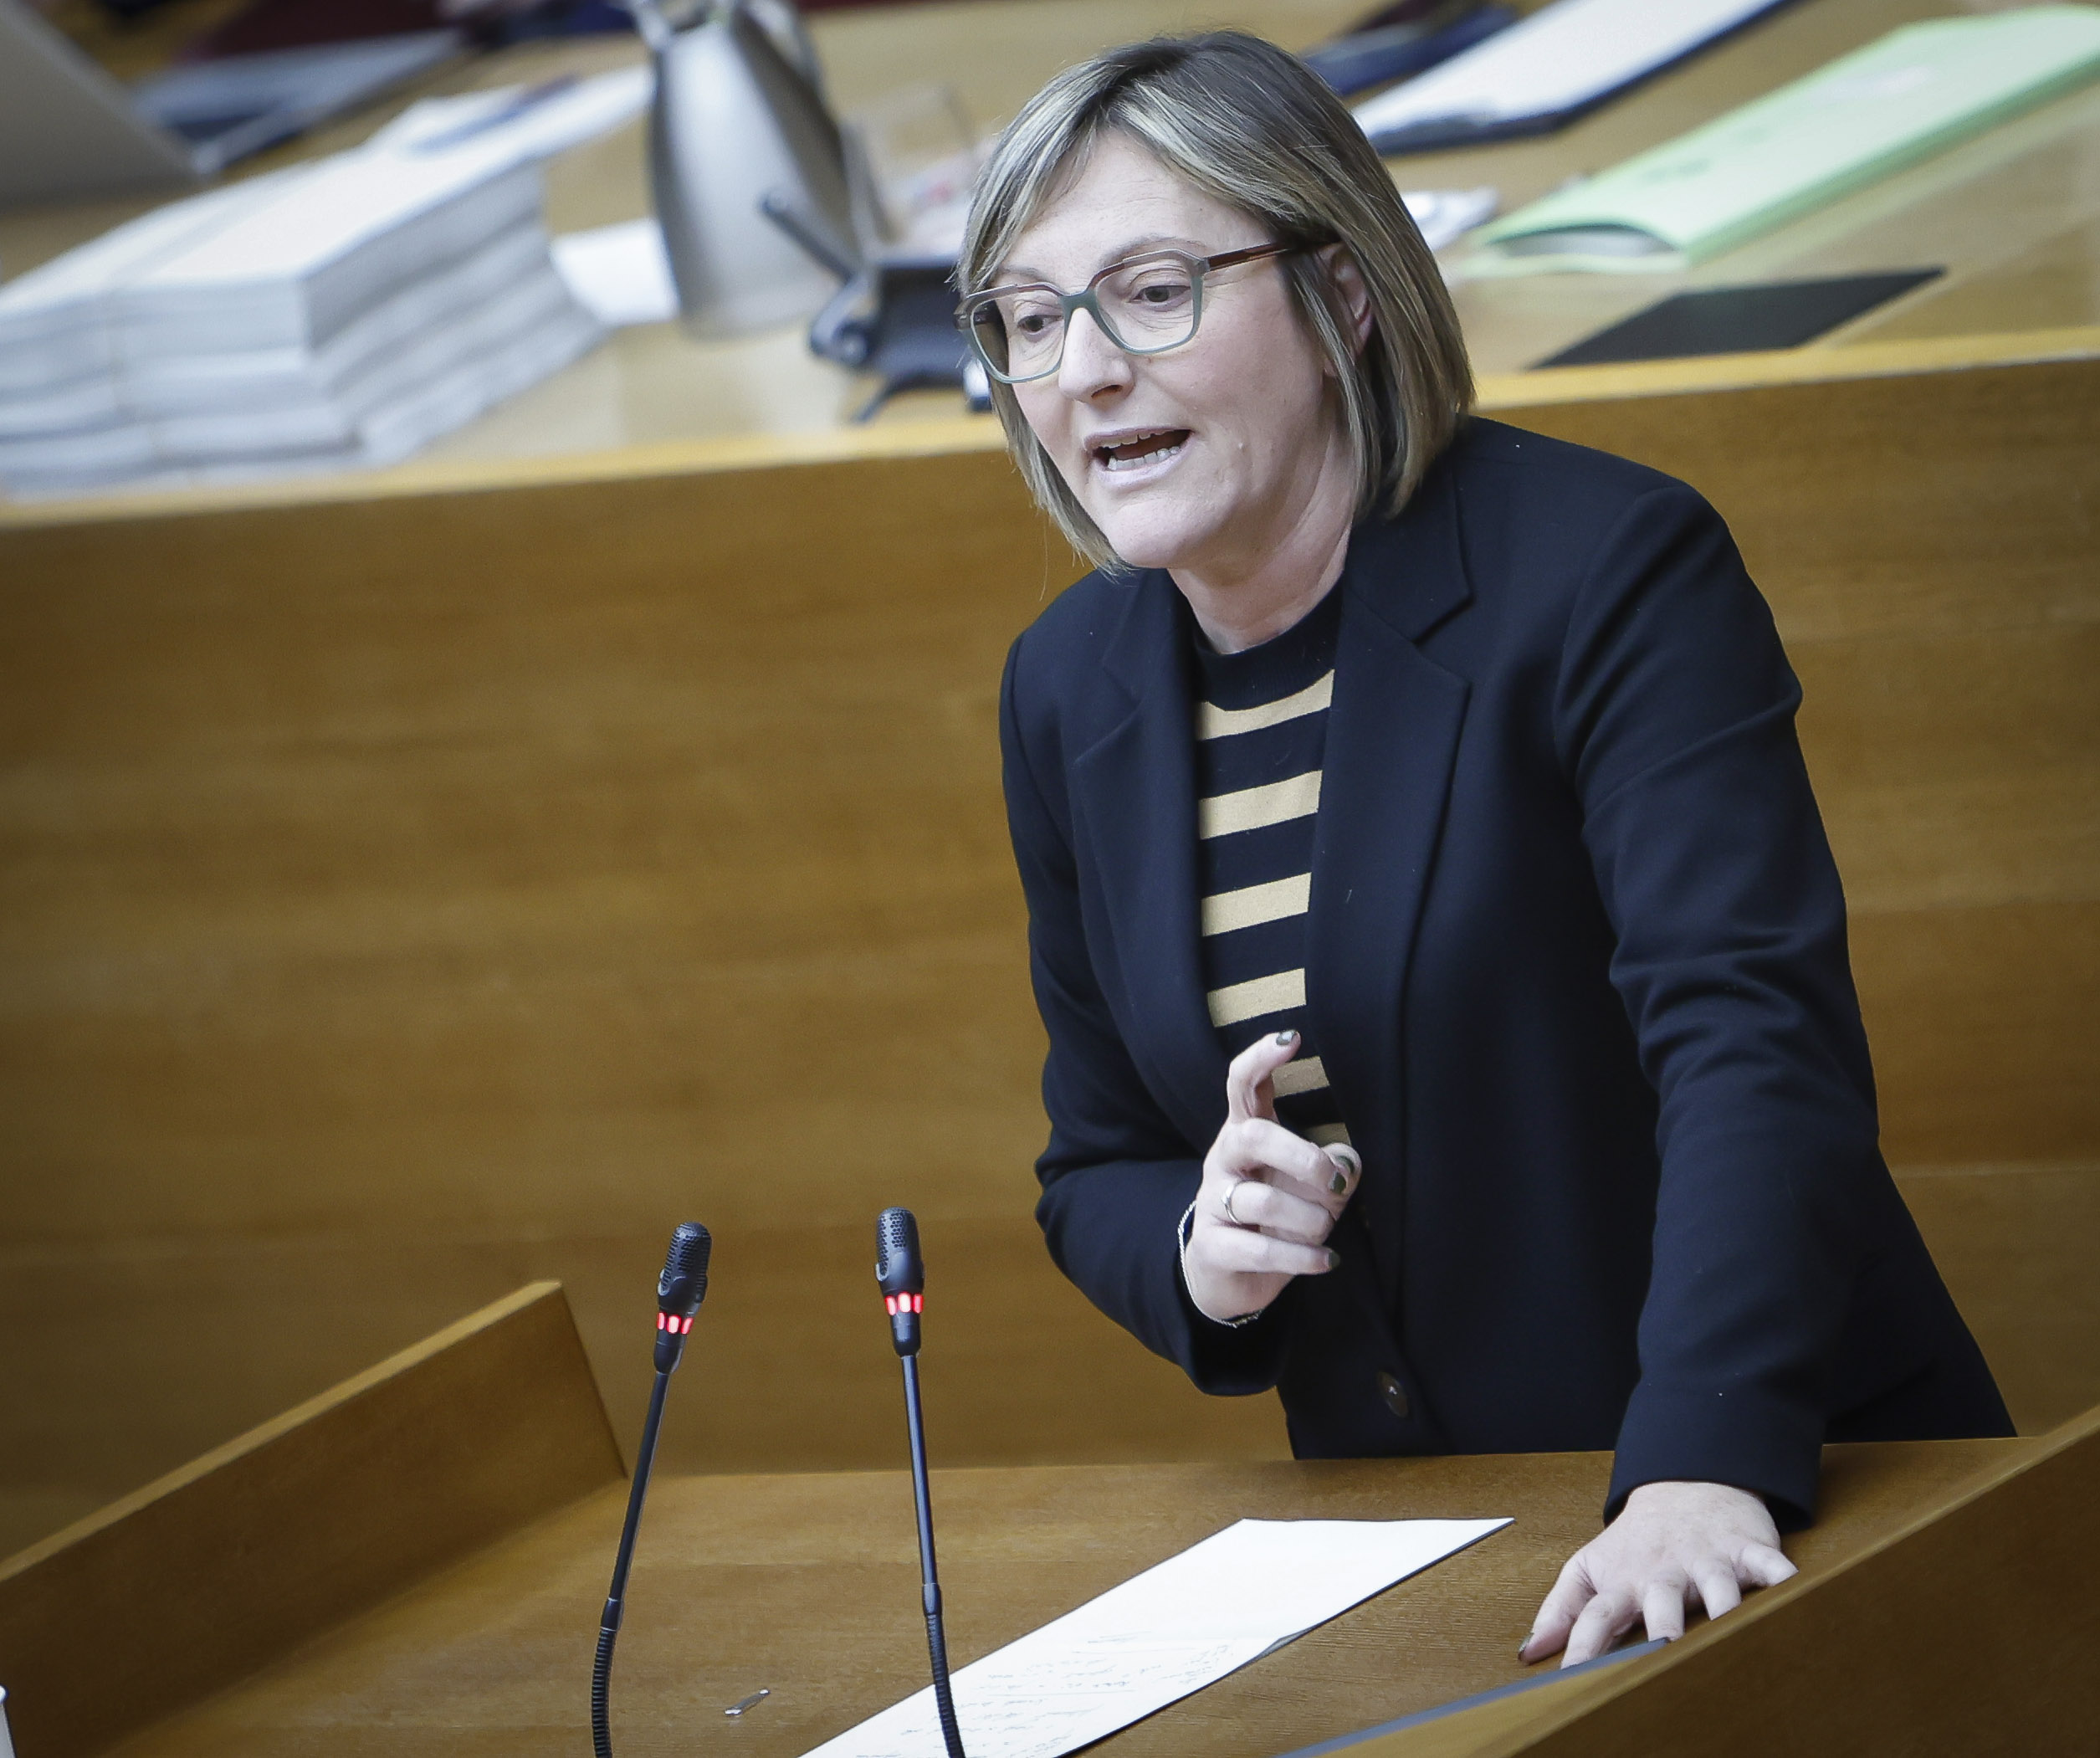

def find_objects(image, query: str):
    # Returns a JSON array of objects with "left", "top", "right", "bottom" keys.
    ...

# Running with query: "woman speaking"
[{"left": 968, "top": 32, "right": 2010, "bottom": 1666}]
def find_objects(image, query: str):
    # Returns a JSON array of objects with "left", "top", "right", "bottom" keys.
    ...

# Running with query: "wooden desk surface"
[
  {"left": 8, "top": 0, "right": 2100, "bottom": 517},
  {"left": 103, "top": 1438, "right": 2020, "bottom": 1758}
]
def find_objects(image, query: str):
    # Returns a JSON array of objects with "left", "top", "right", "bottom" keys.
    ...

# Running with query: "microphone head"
[
  {"left": 658, "top": 1222, "right": 712, "bottom": 1320},
  {"left": 874, "top": 1207, "right": 923, "bottom": 1297}
]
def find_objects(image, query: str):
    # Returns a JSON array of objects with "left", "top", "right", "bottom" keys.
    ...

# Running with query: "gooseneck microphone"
[
  {"left": 592, "top": 1222, "right": 712, "bottom": 1758},
  {"left": 876, "top": 1207, "right": 967, "bottom": 1758}
]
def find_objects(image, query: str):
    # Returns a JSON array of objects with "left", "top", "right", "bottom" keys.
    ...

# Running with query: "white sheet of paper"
[
  {"left": 551, "top": 218, "right": 678, "bottom": 328},
  {"left": 798, "top": 1517, "right": 1510, "bottom": 1758},
  {"left": 1354, "top": 0, "right": 1783, "bottom": 136}
]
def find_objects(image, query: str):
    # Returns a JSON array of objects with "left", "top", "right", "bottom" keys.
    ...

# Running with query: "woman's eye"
[{"left": 1118, "top": 274, "right": 1192, "bottom": 307}]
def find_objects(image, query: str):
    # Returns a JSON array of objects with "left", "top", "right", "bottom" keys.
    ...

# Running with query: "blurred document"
[
  {"left": 553, "top": 218, "right": 678, "bottom": 327},
  {"left": 370, "top": 65, "right": 652, "bottom": 170},
  {"left": 1401, "top": 187, "right": 1498, "bottom": 251},
  {"left": 1469, "top": 8, "right": 2100, "bottom": 272},
  {"left": 799, "top": 1516, "right": 1508, "bottom": 1758},
  {"left": 1355, "top": 0, "right": 1786, "bottom": 149}
]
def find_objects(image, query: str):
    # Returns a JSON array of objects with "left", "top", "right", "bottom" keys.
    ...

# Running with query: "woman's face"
[{"left": 1000, "top": 132, "right": 1345, "bottom": 577}]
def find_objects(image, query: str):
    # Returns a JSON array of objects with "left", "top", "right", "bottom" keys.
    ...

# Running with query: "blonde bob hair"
[{"left": 960, "top": 30, "right": 1474, "bottom": 571}]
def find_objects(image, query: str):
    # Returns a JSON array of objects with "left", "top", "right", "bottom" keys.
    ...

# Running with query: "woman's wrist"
[{"left": 1176, "top": 1200, "right": 1266, "bottom": 1327}]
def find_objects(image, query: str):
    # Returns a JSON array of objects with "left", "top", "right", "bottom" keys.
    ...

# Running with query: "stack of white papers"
[
  {"left": 1355, "top": 0, "right": 1790, "bottom": 151},
  {"left": 0, "top": 131, "right": 604, "bottom": 498},
  {"left": 801, "top": 1517, "right": 1510, "bottom": 1758}
]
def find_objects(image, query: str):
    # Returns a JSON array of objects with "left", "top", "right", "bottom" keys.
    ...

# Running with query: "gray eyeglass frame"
[{"left": 957, "top": 242, "right": 1300, "bottom": 384}]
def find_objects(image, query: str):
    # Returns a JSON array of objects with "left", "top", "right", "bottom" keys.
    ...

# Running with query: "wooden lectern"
[{"left": 2, "top": 1284, "right": 2092, "bottom": 1758}]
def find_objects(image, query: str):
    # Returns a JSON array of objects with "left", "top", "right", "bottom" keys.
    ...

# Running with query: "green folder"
[{"left": 1469, "top": 5, "right": 2100, "bottom": 274}]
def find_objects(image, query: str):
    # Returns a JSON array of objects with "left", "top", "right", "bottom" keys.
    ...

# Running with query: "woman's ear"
[{"left": 1319, "top": 243, "right": 1375, "bottom": 356}]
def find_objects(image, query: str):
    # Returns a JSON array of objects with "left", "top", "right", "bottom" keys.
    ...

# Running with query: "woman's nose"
[{"left": 1057, "top": 306, "right": 1132, "bottom": 401}]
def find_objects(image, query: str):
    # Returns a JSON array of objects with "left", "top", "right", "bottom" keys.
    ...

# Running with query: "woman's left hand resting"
[{"left": 1520, "top": 1480, "right": 1798, "bottom": 1667}]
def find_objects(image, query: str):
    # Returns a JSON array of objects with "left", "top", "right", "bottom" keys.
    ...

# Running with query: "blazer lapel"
[
  {"left": 1309, "top": 470, "right": 1474, "bottom": 1300},
  {"left": 1067, "top": 572, "right": 1228, "bottom": 1146}
]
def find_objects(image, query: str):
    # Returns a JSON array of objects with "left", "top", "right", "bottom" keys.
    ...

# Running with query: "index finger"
[{"left": 1227, "top": 1029, "right": 1304, "bottom": 1125}]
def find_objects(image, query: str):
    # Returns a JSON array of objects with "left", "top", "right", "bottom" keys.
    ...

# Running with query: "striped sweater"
[{"left": 1191, "top": 587, "right": 1350, "bottom": 1151}]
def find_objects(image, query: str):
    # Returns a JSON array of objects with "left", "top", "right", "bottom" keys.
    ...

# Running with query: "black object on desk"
[
  {"left": 1536, "top": 270, "right": 1944, "bottom": 368},
  {"left": 761, "top": 194, "right": 975, "bottom": 421},
  {"left": 810, "top": 257, "right": 975, "bottom": 422}
]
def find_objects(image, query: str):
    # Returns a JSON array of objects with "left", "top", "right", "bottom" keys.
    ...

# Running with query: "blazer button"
[{"left": 1375, "top": 1371, "right": 1411, "bottom": 1420}]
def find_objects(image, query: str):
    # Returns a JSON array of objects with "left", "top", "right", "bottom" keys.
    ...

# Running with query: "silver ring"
[{"left": 1222, "top": 1180, "right": 1251, "bottom": 1227}]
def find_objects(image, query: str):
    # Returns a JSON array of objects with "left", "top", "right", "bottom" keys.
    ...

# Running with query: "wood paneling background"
[{"left": 1, "top": 355, "right": 2093, "bottom": 1561}]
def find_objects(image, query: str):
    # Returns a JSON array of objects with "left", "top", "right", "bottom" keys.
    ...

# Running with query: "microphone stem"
[
  {"left": 903, "top": 1354, "right": 937, "bottom": 1580},
  {"left": 594, "top": 1365, "right": 673, "bottom": 1758},
  {"left": 611, "top": 1366, "right": 674, "bottom": 1608},
  {"left": 902, "top": 1355, "right": 966, "bottom": 1758}
]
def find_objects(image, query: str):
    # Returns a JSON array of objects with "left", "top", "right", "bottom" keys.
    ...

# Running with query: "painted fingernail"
[
  {"left": 1325, "top": 1248, "right": 1341, "bottom": 1269},
  {"left": 1274, "top": 1029, "right": 1298, "bottom": 1046},
  {"left": 1329, "top": 1169, "right": 1349, "bottom": 1195}
]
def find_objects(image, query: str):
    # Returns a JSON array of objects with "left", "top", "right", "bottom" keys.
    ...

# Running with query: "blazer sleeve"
[
  {"left": 1555, "top": 484, "right": 1882, "bottom": 1526},
  {"left": 999, "top": 635, "right": 1288, "bottom": 1395}
]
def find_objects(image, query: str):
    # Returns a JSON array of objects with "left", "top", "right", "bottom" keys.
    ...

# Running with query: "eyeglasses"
[{"left": 958, "top": 243, "right": 1300, "bottom": 385}]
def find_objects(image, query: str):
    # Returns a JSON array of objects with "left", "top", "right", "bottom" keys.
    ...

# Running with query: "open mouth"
[{"left": 1092, "top": 428, "right": 1191, "bottom": 473}]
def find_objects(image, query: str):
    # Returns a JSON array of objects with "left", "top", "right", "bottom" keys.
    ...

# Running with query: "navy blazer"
[{"left": 998, "top": 419, "right": 2010, "bottom": 1525}]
